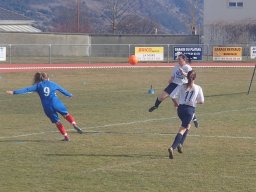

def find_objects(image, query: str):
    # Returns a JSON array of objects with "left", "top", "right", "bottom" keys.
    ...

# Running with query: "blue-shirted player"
[
  {"left": 168, "top": 70, "right": 204, "bottom": 159},
  {"left": 6, "top": 72, "right": 83, "bottom": 141}
]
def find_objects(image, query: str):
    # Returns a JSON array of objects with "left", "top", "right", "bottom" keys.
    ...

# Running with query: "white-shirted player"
[
  {"left": 168, "top": 70, "right": 204, "bottom": 159},
  {"left": 149, "top": 54, "right": 192, "bottom": 111},
  {"left": 148, "top": 53, "right": 199, "bottom": 127}
]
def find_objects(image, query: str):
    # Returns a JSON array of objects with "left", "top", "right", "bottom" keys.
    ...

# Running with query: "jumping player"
[
  {"left": 6, "top": 72, "right": 83, "bottom": 141},
  {"left": 148, "top": 54, "right": 192, "bottom": 112},
  {"left": 168, "top": 70, "right": 204, "bottom": 159},
  {"left": 148, "top": 53, "right": 199, "bottom": 127}
]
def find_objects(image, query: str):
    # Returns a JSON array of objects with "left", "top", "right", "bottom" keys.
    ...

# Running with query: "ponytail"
[
  {"left": 187, "top": 70, "right": 196, "bottom": 88},
  {"left": 33, "top": 72, "right": 48, "bottom": 85}
]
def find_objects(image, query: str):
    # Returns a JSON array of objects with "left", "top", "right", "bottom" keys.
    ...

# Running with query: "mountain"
[{"left": 0, "top": 0, "right": 203, "bottom": 34}]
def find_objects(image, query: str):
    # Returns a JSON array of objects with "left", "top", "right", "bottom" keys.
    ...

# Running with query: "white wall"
[
  {"left": 204, "top": 0, "right": 256, "bottom": 24},
  {"left": 204, "top": 0, "right": 256, "bottom": 44}
]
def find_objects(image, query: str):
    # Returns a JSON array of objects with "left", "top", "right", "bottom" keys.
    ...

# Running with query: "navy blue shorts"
[
  {"left": 164, "top": 83, "right": 178, "bottom": 94},
  {"left": 177, "top": 104, "right": 195, "bottom": 128}
]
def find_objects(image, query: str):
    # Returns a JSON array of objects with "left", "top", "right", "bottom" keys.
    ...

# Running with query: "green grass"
[{"left": 0, "top": 68, "right": 256, "bottom": 192}]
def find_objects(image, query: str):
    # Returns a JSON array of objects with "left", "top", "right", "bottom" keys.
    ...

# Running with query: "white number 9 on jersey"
[{"left": 43, "top": 87, "right": 50, "bottom": 96}]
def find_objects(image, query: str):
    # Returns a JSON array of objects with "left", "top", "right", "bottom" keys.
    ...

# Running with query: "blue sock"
[
  {"left": 180, "top": 129, "right": 189, "bottom": 146},
  {"left": 171, "top": 133, "right": 183, "bottom": 149}
]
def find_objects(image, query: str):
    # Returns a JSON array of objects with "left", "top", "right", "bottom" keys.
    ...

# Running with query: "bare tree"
[
  {"left": 117, "top": 15, "right": 161, "bottom": 34},
  {"left": 50, "top": 3, "right": 92, "bottom": 33},
  {"left": 101, "top": 0, "right": 137, "bottom": 34},
  {"left": 206, "top": 20, "right": 256, "bottom": 44}
]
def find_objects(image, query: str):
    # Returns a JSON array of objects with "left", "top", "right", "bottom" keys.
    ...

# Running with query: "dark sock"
[
  {"left": 171, "top": 133, "right": 183, "bottom": 149},
  {"left": 180, "top": 129, "right": 189, "bottom": 145},
  {"left": 193, "top": 115, "right": 197, "bottom": 121},
  {"left": 154, "top": 98, "right": 162, "bottom": 107}
]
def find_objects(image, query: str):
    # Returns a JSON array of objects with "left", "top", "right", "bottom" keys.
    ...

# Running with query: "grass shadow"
[
  {"left": 205, "top": 91, "right": 247, "bottom": 98},
  {"left": 85, "top": 131, "right": 177, "bottom": 136},
  {"left": 45, "top": 153, "right": 165, "bottom": 159},
  {"left": 0, "top": 139, "right": 54, "bottom": 143}
]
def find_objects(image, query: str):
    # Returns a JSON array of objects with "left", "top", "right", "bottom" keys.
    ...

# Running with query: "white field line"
[
  {"left": 0, "top": 65, "right": 255, "bottom": 71},
  {"left": 0, "top": 107, "right": 256, "bottom": 140}
]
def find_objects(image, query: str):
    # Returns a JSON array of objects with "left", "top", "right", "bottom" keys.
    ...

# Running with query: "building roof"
[
  {"left": 0, "top": 25, "right": 41, "bottom": 32},
  {"left": 0, "top": 7, "right": 41, "bottom": 32}
]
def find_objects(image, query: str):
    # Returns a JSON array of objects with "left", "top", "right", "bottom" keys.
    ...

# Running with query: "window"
[
  {"left": 228, "top": 1, "right": 244, "bottom": 8},
  {"left": 229, "top": 2, "right": 236, "bottom": 7},
  {"left": 237, "top": 2, "right": 243, "bottom": 7}
]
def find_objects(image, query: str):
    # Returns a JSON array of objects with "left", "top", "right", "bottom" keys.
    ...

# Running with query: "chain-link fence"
[{"left": 0, "top": 44, "right": 255, "bottom": 64}]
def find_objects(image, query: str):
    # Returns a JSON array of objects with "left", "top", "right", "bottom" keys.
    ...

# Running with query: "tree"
[
  {"left": 50, "top": 2, "right": 92, "bottom": 33},
  {"left": 117, "top": 15, "right": 162, "bottom": 34},
  {"left": 206, "top": 20, "right": 256, "bottom": 44},
  {"left": 101, "top": 0, "right": 137, "bottom": 34}
]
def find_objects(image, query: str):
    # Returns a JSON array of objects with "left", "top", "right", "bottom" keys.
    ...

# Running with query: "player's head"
[
  {"left": 41, "top": 72, "right": 49, "bottom": 80},
  {"left": 178, "top": 53, "right": 186, "bottom": 60},
  {"left": 187, "top": 70, "right": 196, "bottom": 87},
  {"left": 177, "top": 53, "right": 187, "bottom": 65},
  {"left": 33, "top": 72, "right": 49, "bottom": 84}
]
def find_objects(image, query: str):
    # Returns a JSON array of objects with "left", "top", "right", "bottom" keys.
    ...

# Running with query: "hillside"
[{"left": 0, "top": 0, "right": 203, "bottom": 34}]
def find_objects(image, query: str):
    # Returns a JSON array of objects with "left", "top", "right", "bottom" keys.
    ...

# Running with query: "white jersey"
[
  {"left": 170, "top": 84, "right": 204, "bottom": 107},
  {"left": 171, "top": 64, "right": 192, "bottom": 85}
]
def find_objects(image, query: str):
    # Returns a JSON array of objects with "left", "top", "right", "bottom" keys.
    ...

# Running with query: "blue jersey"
[{"left": 13, "top": 80, "right": 72, "bottom": 123}]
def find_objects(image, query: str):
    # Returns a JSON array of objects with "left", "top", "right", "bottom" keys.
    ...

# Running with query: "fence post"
[
  {"left": 129, "top": 44, "right": 131, "bottom": 57},
  {"left": 167, "top": 44, "right": 170, "bottom": 63},
  {"left": 49, "top": 44, "right": 52, "bottom": 64},
  {"left": 207, "top": 44, "right": 209, "bottom": 61},
  {"left": 9, "top": 44, "right": 12, "bottom": 64},
  {"left": 89, "top": 44, "right": 91, "bottom": 64}
]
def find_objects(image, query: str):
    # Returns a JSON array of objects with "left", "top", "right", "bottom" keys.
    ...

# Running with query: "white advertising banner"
[
  {"left": 250, "top": 46, "right": 256, "bottom": 59},
  {"left": 0, "top": 47, "right": 6, "bottom": 61}
]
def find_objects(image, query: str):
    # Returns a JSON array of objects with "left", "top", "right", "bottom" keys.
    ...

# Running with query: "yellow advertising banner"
[
  {"left": 135, "top": 47, "right": 164, "bottom": 61},
  {"left": 213, "top": 47, "right": 242, "bottom": 61}
]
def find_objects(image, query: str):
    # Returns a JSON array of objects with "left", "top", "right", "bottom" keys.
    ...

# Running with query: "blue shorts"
[
  {"left": 177, "top": 104, "right": 195, "bottom": 128},
  {"left": 43, "top": 101, "right": 68, "bottom": 123},
  {"left": 164, "top": 83, "right": 178, "bottom": 94}
]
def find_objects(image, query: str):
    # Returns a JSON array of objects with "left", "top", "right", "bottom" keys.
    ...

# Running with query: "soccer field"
[{"left": 0, "top": 67, "right": 255, "bottom": 192}]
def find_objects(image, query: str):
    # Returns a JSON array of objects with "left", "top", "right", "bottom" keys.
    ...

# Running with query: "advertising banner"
[
  {"left": 173, "top": 47, "right": 202, "bottom": 60},
  {"left": 250, "top": 46, "right": 256, "bottom": 59},
  {"left": 135, "top": 47, "right": 164, "bottom": 61},
  {"left": 0, "top": 47, "right": 6, "bottom": 61},
  {"left": 213, "top": 47, "right": 242, "bottom": 61}
]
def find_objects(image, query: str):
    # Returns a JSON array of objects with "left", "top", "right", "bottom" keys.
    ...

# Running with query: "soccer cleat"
[
  {"left": 148, "top": 106, "right": 158, "bottom": 112},
  {"left": 177, "top": 144, "right": 183, "bottom": 153},
  {"left": 62, "top": 136, "right": 70, "bottom": 141},
  {"left": 73, "top": 124, "right": 83, "bottom": 134},
  {"left": 168, "top": 147, "right": 174, "bottom": 159},
  {"left": 193, "top": 118, "right": 199, "bottom": 128}
]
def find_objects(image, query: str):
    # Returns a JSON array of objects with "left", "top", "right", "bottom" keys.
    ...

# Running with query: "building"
[
  {"left": 204, "top": 0, "right": 256, "bottom": 44},
  {"left": 0, "top": 7, "right": 41, "bottom": 32}
]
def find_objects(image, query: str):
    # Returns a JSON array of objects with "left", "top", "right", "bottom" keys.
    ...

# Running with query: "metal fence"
[{"left": 0, "top": 44, "right": 255, "bottom": 64}]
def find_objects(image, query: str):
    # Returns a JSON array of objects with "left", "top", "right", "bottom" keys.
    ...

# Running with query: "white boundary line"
[
  {"left": 0, "top": 65, "right": 255, "bottom": 71},
  {"left": 0, "top": 107, "right": 255, "bottom": 140}
]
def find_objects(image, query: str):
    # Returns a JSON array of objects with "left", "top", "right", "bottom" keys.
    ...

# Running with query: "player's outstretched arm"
[{"left": 6, "top": 90, "right": 14, "bottom": 95}]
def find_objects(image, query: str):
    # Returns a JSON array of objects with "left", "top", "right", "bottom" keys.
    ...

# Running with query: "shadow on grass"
[
  {"left": 0, "top": 139, "right": 55, "bottom": 143},
  {"left": 86, "top": 131, "right": 176, "bottom": 136},
  {"left": 45, "top": 153, "right": 165, "bottom": 159},
  {"left": 205, "top": 91, "right": 247, "bottom": 98}
]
